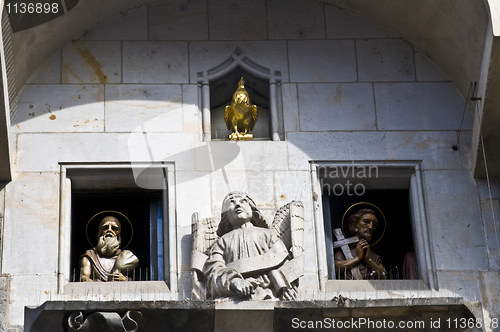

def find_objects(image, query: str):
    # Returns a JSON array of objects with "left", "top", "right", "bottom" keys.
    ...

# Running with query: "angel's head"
[{"left": 217, "top": 192, "right": 268, "bottom": 236}]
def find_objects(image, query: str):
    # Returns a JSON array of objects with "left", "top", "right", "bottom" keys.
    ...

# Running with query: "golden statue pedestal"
[{"left": 229, "top": 133, "right": 253, "bottom": 141}]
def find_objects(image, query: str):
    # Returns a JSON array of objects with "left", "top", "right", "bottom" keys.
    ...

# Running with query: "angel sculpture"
[
  {"left": 224, "top": 77, "right": 258, "bottom": 140},
  {"left": 191, "top": 192, "right": 304, "bottom": 300}
]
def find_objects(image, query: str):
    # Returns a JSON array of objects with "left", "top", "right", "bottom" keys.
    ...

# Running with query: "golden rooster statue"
[{"left": 224, "top": 77, "right": 258, "bottom": 140}]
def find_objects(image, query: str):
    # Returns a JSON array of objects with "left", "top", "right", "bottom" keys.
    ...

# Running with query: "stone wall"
[{"left": 2, "top": 0, "right": 497, "bottom": 330}]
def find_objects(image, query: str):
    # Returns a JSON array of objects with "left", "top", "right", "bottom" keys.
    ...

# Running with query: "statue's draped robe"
[
  {"left": 203, "top": 225, "right": 288, "bottom": 298},
  {"left": 81, "top": 248, "right": 122, "bottom": 282},
  {"left": 336, "top": 249, "right": 384, "bottom": 280}
]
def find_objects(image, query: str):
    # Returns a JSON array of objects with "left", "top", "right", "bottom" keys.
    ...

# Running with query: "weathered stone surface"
[
  {"left": 325, "top": 6, "right": 398, "bottom": 39},
  {"left": 62, "top": 41, "right": 121, "bottom": 84},
  {"left": 298, "top": 83, "right": 375, "bottom": 131},
  {"left": 123, "top": 42, "right": 189, "bottom": 83},
  {"left": 188, "top": 41, "right": 289, "bottom": 83},
  {"left": 286, "top": 131, "right": 463, "bottom": 171},
  {"left": 267, "top": 0, "right": 325, "bottom": 40},
  {"left": 78, "top": 6, "right": 148, "bottom": 41},
  {"left": 357, "top": 39, "right": 415, "bottom": 82},
  {"left": 105, "top": 84, "right": 183, "bottom": 132},
  {"left": 27, "top": 51, "right": 61, "bottom": 84},
  {"left": 208, "top": 0, "right": 266, "bottom": 40},
  {"left": 0, "top": 275, "right": 9, "bottom": 332},
  {"left": 424, "top": 170, "right": 487, "bottom": 271},
  {"left": 193, "top": 141, "right": 288, "bottom": 172},
  {"left": 288, "top": 41, "right": 356, "bottom": 82},
  {"left": 437, "top": 271, "right": 484, "bottom": 304},
  {"left": 149, "top": 0, "right": 208, "bottom": 41},
  {"left": 375, "top": 82, "right": 467, "bottom": 130},
  {"left": 17, "top": 133, "right": 196, "bottom": 172},
  {"left": 480, "top": 272, "right": 500, "bottom": 325},
  {"left": 13, "top": 84, "right": 104, "bottom": 133},
  {"left": 210, "top": 171, "right": 275, "bottom": 214},
  {"left": 2, "top": 173, "right": 60, "bottom": 275}
]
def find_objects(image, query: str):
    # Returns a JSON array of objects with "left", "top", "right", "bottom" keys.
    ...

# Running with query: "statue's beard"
[
  {"left": 97, "top": 234, "right": 120, "bottom": 257},
  {"left": 358, "top": 230, "right": 373, "bottom": 242}
]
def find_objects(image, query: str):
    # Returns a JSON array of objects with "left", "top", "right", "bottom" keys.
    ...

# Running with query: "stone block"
[
  {"left": 62, "top": 41, "right": 121, "bottom": 83},
  {"left": 149, "top": 0, "right": 208, "bottom": 41},
  {"left": 424, "top": 170, "right": 487, "bottom": 271},
  {"left": 436, "top": 271, "right": 483, "bottom": 304},
  {"left": 282, "top": 84, "right": 299, "bottom": 132},
  {"left": 286, "top": 131, "right": 462, "bottom": 171},
  {"left": 298, "top": 83, "right": 376, "bottom": 131},
  {"left": 267, "top": 0, "right": 325, "bottom": 39},
  {"left": 78, "top": 6, "right": 147, "bottom": 41},
  {"left": 357, "top": 39, "right": 415, "bottom": 82},
  {"left": 175, "top": 171, "right": 212, "bottom": 229},
  {"left": 193, "top": 141, "right": 288, "bottom": 172},
  {"left": 214, "top": 310, "right": 273, "bottom": 332},
  {"left": 8, "top": 274, "right": 58, "bottom": 327},
  {"left": 123, "top": 41, "right": 189, "bottom": 83},
  {"left": 189, "top": 41, "right": 289, "bottom": 83},
  {"left": 27, "top": 50, "right": 61, "bottom": 84},
  {"left": 17, "top": 133, "right": 196, "bottom": 172},
  {"left": 288, "top": 40, "right": 356, "bottom": 82},
  {"left": 12, "top": 84, "right": 104, "bottom": 133},
  {"left": 375, "top": 82, "right": 467, "bottom": 130},
  {"left": 210, "top": 170, "right": 275, "bottom": 213},
  {"left": 3, "top": 173, "right": 60, "bottom": 275},
  {"left": 325, "top": 6, "right": 398, "bottom": 39},
  {"left": 105, "top": 84, "right": 183, "bottom": 132},
  {"left": 182, "top": 84, "right": 202, "bottom": 135},
  {"left": 415, "top": 51, "right": 450, "bottom": 82},
  {"left": 208, "top": 0, "right": 266, "bottom": 40},
  {"left": 480, "top": 272, "right": 500, "bottom": 321}
]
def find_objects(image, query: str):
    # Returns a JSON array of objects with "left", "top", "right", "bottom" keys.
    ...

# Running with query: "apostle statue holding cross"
[{"left": 333, "top": 208, "right": 387, "bottom": 280}]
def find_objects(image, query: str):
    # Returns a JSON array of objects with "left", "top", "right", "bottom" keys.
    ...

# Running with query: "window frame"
[
  {"left": 310, "top": 161, "right": 438, "bottom": 291},
  {"left": 57, "top": 162, "right": 177, "bottom": 295}
]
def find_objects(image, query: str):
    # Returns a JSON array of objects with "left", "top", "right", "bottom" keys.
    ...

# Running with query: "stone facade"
[{"left": 1, "top": 0, "right": 499, "bottom": 331}]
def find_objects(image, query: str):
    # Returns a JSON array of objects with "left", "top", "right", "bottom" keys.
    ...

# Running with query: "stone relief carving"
[
  {"left": 191, "top": 192, "right": 304, "bottom": 300},
  {"left": 333, "top": 208, "right": 387, "bottom": 280},
  {"left": 68, "top": 311, "right": 142, "bottom": 332},
  {"left": 224, "top": 77, "right": 258, "bottom": 141},
  {"left": 80, "top": 215, "right": 139, "bottom": 282}
]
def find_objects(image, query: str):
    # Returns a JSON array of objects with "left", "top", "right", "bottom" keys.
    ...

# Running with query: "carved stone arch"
[{"left": 197, "top": 47, "right": 283, "bottom": 141}]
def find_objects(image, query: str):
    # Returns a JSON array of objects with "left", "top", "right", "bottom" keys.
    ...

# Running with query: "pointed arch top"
[{"left": 196, "top": 47, "right": 282, "bottom": 84}]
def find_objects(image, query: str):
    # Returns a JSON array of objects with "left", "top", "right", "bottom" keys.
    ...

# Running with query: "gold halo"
[
  {"left": 340, "top": 202, "right": 386, "bottom": 246},
  {"left": 85, "top": 210, "right": 134, "bottom": 249}
]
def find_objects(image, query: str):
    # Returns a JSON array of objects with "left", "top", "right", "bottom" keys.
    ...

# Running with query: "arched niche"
[{"left": 197, "top": 48, "right": 283, "bottom": 141}]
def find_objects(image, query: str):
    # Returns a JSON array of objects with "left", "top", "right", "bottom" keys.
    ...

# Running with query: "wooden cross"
[{"left": 333, "top": 228, "right": 363, "bottom": 280}]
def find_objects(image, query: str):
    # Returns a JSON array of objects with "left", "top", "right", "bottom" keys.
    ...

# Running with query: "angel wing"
[
  {"left": 272, "top": 201, "right": 304, "bottom": 258},
  {"left": 191, "top": 213, "right": 218, "bottom": 300},
  {"left": 249, "top": 105, "right": 258, "bottom": 130},
  {"left": 224, "top": 105, "right": 233, "bottom": 130}
]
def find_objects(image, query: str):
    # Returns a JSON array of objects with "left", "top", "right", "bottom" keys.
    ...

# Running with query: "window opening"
[
  {"left": 324, "top": 189, "right": 415, "bottom": 280},
  {"left": 70, "top": 191, "right": 164, "bottom": 282}
]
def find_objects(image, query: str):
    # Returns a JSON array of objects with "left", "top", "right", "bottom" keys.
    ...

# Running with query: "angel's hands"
[{"left": 230, "top": 278, "right": 254, "bottom": 297}]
